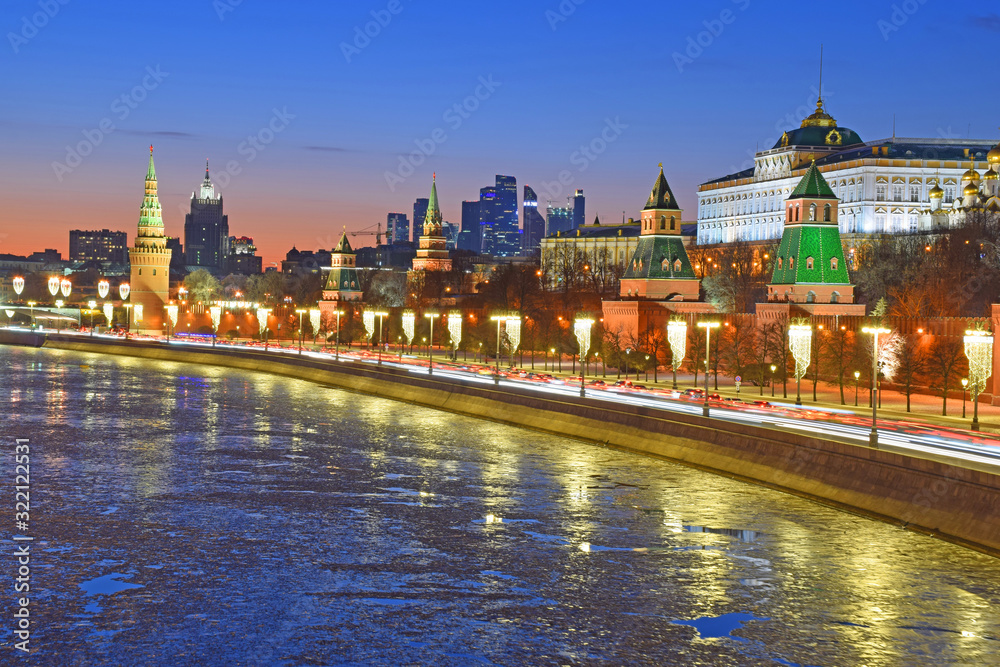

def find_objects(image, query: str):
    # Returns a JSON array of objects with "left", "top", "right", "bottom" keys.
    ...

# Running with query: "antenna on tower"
[
  {"left": 817, "top": 44, "right": 824, "bottom": 106},
  {"left": 892, "top": 114, "right": 896, "bottom": 142}
]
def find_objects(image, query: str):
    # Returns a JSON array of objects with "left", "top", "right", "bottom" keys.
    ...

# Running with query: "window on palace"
[
  {"left": 946, "top": 187, "right": 955, "bottom": 201},
  {"left": 909, "top": 215, "right": 918, "bottom": 233},
  {"left": 660, "top": 216, "right": 666, "bottom": 230},
  {"left": 806, "top": 256, "right": 814, "bottom": 270},
  {"left": 806, "top": 291, "right": 816, "bottom": 303},
  {"left": 830, "top": 257, "right": 838, "bottom": 271},
  {"left": 674, "top": 259, "right": 682, "bottom": 272},
  {"left": 670, "top": 216, "right": 676, "bottom": 230},
  {"left": 893, "top": 185, "right": 903, "bottom": 202},
  {"left": 876, "top": 185, "right": 886, "bottom": 201},
  {"left": 910, "top": 186, "right": 920, "bottom": 202}
]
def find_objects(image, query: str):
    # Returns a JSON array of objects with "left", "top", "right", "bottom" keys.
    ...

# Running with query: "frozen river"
[{"left": 2, "top": 346, "right": 999, "bottom": 665}]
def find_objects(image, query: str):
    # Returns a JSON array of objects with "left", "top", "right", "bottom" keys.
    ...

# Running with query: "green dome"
[{"left": 774, "top": 126, "right": 863, "bottom": 150}]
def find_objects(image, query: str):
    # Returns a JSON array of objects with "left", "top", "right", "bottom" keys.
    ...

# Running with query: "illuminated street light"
[
  {"left": 771, "top": 364, "right": 777, "bottom": 398},
  {"left": 309, "top": 309, "right": 321, "bottom": 345},
  {"left": 374, "top": 311, "right": 389, "bottom": 365},
  {"left": 964, "top": 328, "right": 994, "bottom": 432},
  {"left": 854, "top": 370, "right": 860, "bottom": 407},
  {"left": 402, "top": 310, "right": 415, "bottom": 352},
  {"left": 13, "top": 276, "right": 25, "bottom": 297},
  {"left": 447, "top": 310, "right": 462, "bottom": 360},
  {"left": 788, "top": 321, "right": 812, "bottom": 406},
  {"left": 98, "top": 279, "right": 110, "bottom": 299},
  {"left": 574, "top": 316, "right": 594, "bottom": 397},
  {"left": 87, "top": 300, "right": 97, "bottom": 336},
  {"left": 48, "top": 276, "right": 60, "bottom": 298},
  {"left": 696, "top": 321, "right": 721, "bottom": 417},
  {"left": 165, "top": 304, "right": 179, "bottom": 340},
  {"left": 862, "top": 326, "right": 891, "bottom": 448},
  {"left": 330, "top": 309, "right": 344, "bottom": 360},
  {"left": 425, "top": 312, "right": 440, "bottom": 375},
  {"left": 667, "top": 318, "right": 687, "bottom": 390},
  {"left": 119, "top": 283, "right": 130, "bottom": 301},
  {"left": 490, "top": 312, "right": 521, "bottom": 385},
  {"left": 103, "top": 303, "right": 113, "bottom": 329},
  {"left": 961, "top": 378, "right": 969, "bottom": 419},
  {"left": 60, "top": 279, "right": 72, "bottom": 299},
  {"left": 295, "top": 308, "right": 307, "bottom": 354}
]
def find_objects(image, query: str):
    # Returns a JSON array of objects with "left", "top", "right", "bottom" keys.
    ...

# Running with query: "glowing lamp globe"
[
  {"left": 48, "top": 276, "right": 60, "bottom": 296},
  {"left": 119, "top": 283, "right": 131, "bottom": 300},
  {"left": 60, "top": 279, "right": 72, "bottom": 298},
  {"left": 98, "top": 279, "right": 110, "bottom": 299},
  {"left": 12, "top": 276, "right": 25, "bottom": 296}
]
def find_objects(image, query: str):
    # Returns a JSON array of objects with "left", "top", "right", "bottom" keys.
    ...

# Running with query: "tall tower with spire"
[
  {"left": 618, "top": 165, "right": 699, "bottom": 301},
  {"left": 128, "top": 146, "right": 173, "bottom": 334},
  {"left": 411, "top": 174, "right": 453, "bottom": 272},
  {"left": 184, "top": 159, "right": 229, "bottom": 272}
]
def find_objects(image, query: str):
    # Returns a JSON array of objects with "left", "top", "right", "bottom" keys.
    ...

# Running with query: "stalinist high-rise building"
[{"left": 128, "top": 146, "right": 172, "bottom": 334}]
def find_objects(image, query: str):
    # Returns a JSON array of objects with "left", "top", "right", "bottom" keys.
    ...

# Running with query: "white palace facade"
[{"left": 696, "top": 95, "right": 999, "bottom": 244}]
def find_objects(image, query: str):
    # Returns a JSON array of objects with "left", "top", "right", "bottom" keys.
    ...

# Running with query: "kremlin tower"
[
  {"left": 411, "top": 174, "right": 452, "bottom": 272},
  {"left": 127, "top": 146, "right": 172, "bottom": 334}
]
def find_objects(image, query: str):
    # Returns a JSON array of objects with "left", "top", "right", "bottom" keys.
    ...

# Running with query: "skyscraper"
[
  {"left": 184, "top": 161, "right": 229, "bottom": 272},
  {"left": 478, "top": 186, "right": 497, "bottom": 255},
  {"left": 387, "top": 213, "right": 410, "bottom": 245},
  {"left": 522, "top": 186, "right": 546, "bottom": 253},
  {"left": 546, "top": 204, "right": 574, "bottom": 236},
  {"left": 458, "top": 200, "right": 480, "bottom": 252},
  {"left": 69, "top": 229, "right": 128, "bottom": 264},
  {"left": 128, "top": 146, "right": 172, "bottom": 334},
  {"left": 572, "top": 189, "right": 586, "bottom": 230},
  {"left": 493, "top": 175, "right": 520, "bottom": 256},
  {"left": 413, "top": 198, "right": 429, "bottom": 244}
]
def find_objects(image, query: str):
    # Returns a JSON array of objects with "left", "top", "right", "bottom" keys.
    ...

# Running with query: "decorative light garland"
[
  {"left": 103, "top": 303, "right": 114, "bottom": 325},
  {"left": 209, "top": 305, "right": 222, "bottom": 333},
  {"left": 97, "top": 279, "right": 110, "bottom": 299},
  {"left": 60, "top": 279, "right": 72, "bottom": 298},
  {"left": 964, "top": 329, "right": 994, "bottom": 395},
  {"left": 309, "top": 309, "right": 321, "bottom": 338},
  {"left": 402, "top": 310, "right": 415, "bottom": 345},
  {"left": 119, "top": 283, "right": 130, "bottom": 300},
  {"left": 788, "top": 323, "right": 812, "bottom": 381},
  {"left": 506, "top": 318, "right": 522, "bottom": 352},
  {"left": 47, "top": 277, "right": 60, "bottom": 296},
  {"left": 133, "top": 304, "right": 143, "bottom": 323},
  {"left": 667, "top": 319, "right": 687, "bottom": 372},
  {"left": 165, "top": 305, "right": 179, "bottom": 329},
  {"left": 256, "top": 308, "right": 271, "bottom": 336},
  {"left": 448, "top": 310, "right": 462, "bottom": 349},
  {"left": 363, "top": 311, "right": 375, "bottom": 340},
  {"left": 12, "top": 276, "right": 25, "bottom": 296},
  {"left": 574, "top": 317, "right": 594, "bottom": 357}
]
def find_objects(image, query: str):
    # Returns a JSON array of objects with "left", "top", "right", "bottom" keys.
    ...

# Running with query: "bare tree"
[{"left": 927, "top": 338, "right": 966, "bottom": 416}]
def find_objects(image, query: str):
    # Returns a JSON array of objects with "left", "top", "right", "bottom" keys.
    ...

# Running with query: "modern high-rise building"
[
  {"left": 478, "top": 186, "right": 497, "bottom": 254},
  {"left": 128, "top": 146, "right": 172, "bottom": 334},
  {"left": 69, "top": 229, "right": 128, "bottom": 264},
  {"left": 184, "top": 161, "right": 229, "bottom": 272},
  {"left": 225, "top": 236, "right": 263, "bottom": 275},
  {"left": 493, "top": 175, "right": 520, "bottom": 256},
  {"left": 522, "top": 186, "right": 546, "bottom": 253},
  {"left": 458, "top": 200, "right": 481, "bottom": 252},
  {"left": 413, "top": 198, "right": 429, "bottom": 244},
  {"left": 546, "top": 204, "right": 574, "bottom": 236},
  {"left": 572, "top": 189, "right": 586, "bottom": 230},
  {"left": 387, "top": 213, "right": 410, "bottom": 245}
]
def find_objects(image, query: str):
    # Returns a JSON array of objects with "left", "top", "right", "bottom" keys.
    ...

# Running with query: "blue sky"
[{"left": 1, "top": 0, "right": 998, "bottom": 263}]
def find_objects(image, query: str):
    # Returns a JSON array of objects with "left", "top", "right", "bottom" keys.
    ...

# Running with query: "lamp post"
[
  {"left": 295, "top": 309, "right": 307, "bottom": 354},
  {"left": 85, "top": 300, "right": 97, "bottom": 336},
  {"left": 964, "top": 329, "right": 994, "bottom": 432},
  {"left": 574, "top": 317, "right": 594, "bottom": 397},
  {"left": 490, "top": 313, "right": 520, "bottom": 385},
  {"left": 862, "top": 326, "right": 891, "bottom": 448},
  {"left": 961, "top": 378, "right": 968, "bottom": 419},
  {"left": 854, "top": 370, "right": 860, "bottom": 407},
  {"left": 770, "top": 364, "right": 777, "bottom": 397},
  {"left": 209, "top": 305, "right": 222, "bottom": 347},
  {"left": 788, "top": 322, "right": 812, "bottom": 406},
  {"left": 54, "top": 300, "right": 64, "bottom": 332},
  {"left": 165, "top": 304, "right": 179, "bottom": 341},
  {"left": 624, "top": 348, "right": 631, "bottom": 380},
  {"left": 309, "top": 309, "right": 321, "bottom": 346},
  {"left": 27, "top": 301, "right": 36, "bottom": 330},
  {"left": 332, "top": 309, "right": 343, "bottom": 360},
  {"left": 373, "top": 311, "right": 388, "bottom": 365},
  {"left": 425, "top": 312, "right": 440, "bottom": 375},
  {"left": 696, "top": 321, "right": 721, "bottom": 417}
]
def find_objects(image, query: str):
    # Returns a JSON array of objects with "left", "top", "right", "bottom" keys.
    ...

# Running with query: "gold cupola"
[
  {"left": 987, "top": 140, "right": 1000, "bottom": 165},
  {"left": 928, "top": 183, "right": 944, "bottom": 199},
  {"left": 801, "top": 96, "right": 837, "bottom": 128},
  {"left": 964, "top": 181, "right": 980, "bottom": 196}
]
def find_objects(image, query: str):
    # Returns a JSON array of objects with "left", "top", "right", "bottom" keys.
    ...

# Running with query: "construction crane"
[{"left": 349, "top": 221, "right": 382, "bottom": 246}]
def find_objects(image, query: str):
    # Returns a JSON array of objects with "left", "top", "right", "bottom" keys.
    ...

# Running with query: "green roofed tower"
[
  {"left": 767, "top": 162, "right": 856, "bottom": 306},
  {"left": 619, "top": 164, "right": 700, "bottom": 301},
  {"left": 321, "top": 230, "right": 362, "bottom": 303}
]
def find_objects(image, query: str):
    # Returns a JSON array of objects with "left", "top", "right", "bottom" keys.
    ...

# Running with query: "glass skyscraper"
[
  {"left": 522, "top": 185, "right": 546, "bottom": 253},
  {"left": 459, "top": 200, "right": 481, "bottom": 252},
  {"left": 412, "top": 198, "right": 429, "bottom": 244},
  {"left": 387, "top": 212, "right": 410, "bottom": 245}
]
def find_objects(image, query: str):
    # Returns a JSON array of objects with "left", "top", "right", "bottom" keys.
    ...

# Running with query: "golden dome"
[
  {"left": 984, "top": 169, "right": 999, "bottom": 181},
  {"left": 962, "top": 168, "right": 980, "bottom": 182},
  {"left": 928, "top": 183, "right": 944, "bottom": 198},
  {"left": 800, "top": 97, "right": 837, "bottom": 128},
  {"left": 964, "top": 182, "right": 980, "bottom": 196},
  {"left": 988, "top": 143, "right": 1000, "bottom": 164}
]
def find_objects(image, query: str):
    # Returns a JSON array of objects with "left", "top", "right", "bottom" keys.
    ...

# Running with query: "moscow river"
[{"left": 2, "top": 346, "right": 1000, "bottom": 666}]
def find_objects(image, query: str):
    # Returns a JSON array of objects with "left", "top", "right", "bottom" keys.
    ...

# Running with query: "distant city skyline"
[{"left": 2, "top": 2, "right": 998, "bottom": 265}]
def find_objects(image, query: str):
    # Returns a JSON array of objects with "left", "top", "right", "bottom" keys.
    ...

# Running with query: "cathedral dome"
[
  {"left": 962, "top": 168, "right": 980, "bottom": 182},
  {"left": 964, "top": 182, "right": 980, "bottom": 196},
  {"left": 988, "top": 142, "right": 1000, "bottom": 165},
  {"left": 772, "top": 97, "right": 863, "bottom": 150},
  {"left": 984, "top": 169, "right": 999, "bottom": 181},
  {"left": 928, "top": 183, "right": 944, "bottom": 199}
]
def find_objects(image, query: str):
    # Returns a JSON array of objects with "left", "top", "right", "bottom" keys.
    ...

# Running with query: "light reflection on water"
[{"left": 2, "top": 346, "right": 1000, "bottom": 666}]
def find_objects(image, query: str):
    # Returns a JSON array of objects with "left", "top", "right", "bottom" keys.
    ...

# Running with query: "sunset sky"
[{"left": 2, "top": 1, "right": 997, "bottom": 266}]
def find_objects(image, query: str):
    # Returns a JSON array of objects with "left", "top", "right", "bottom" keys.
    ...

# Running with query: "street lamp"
[
  {"left": 13, "top": 276, "right": 25, "bottom": 299},
  {"left": 667, "top": 318, "right": 687, "bottom": 390},
  {"left": 574, "top": 316, "right": 594, "bottom": 397},
  {"left": 98, "top": 279, "right": 110, "bottom": 299},
  {"left": 54, "top": 300, "right": 64, "bottom": 333},
  {"left": 27, "top": 301, "right": 36, "bottom": 329},
  {"left": 770, "top": 364, "right": 777, "bottom": 397},
  {"left": 624, "top": 348, "right": 631, "bottom": 380},
  {"left": 119, "top": 283, "right": 130, "bottom": 300},
  {"left": 87, "top": 300, "right": 97, "bottom": 336},
  {"left": 854, "top": 370, "right": 860, "bottom": 407},
  {"left": 295, "top": 309, "right": 307, "bottom": 354},
  {"left": 788, "top": 322, "right": 812, "bottom": 406},
  {"left": 402, "top": 310, "right": 415, "bottom": 355},
  {"left": 331, "top": 309, "right": 343, "bottom": 360},
  {"left": 60, "top": 279, "right": 72, "bottom": 299},
  {"left": 371, "top": 311, "right": 389, "bottom": 365},
  {"left": 165, "top": 304, "right": 179, "bottom": 341},
  {"left": 862, "top": 326, "right": 891, "bottom": 448},
  {"left": 961, "top": 378, "right": 968, "bottom": 419},
  {"left": 309, "top": 309, "right": 321, "bottom": 345},
  {"left": 490, "top": 313, "right": 520, "bottom": 385},
  {"left": 448, "top": 310, "right": 462, "bottom": 361},
  {"left": 47, "top": 276, "right": 60, "bottom": 298},
  {"left": 964, "top": 329, "right": 994, "bottom": 432},
  {"left": 696, "top": 321, "right": 721, "bottom": 417},
  {"left": 425, "top": 312, "right": 440, "bottom": 375}
]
